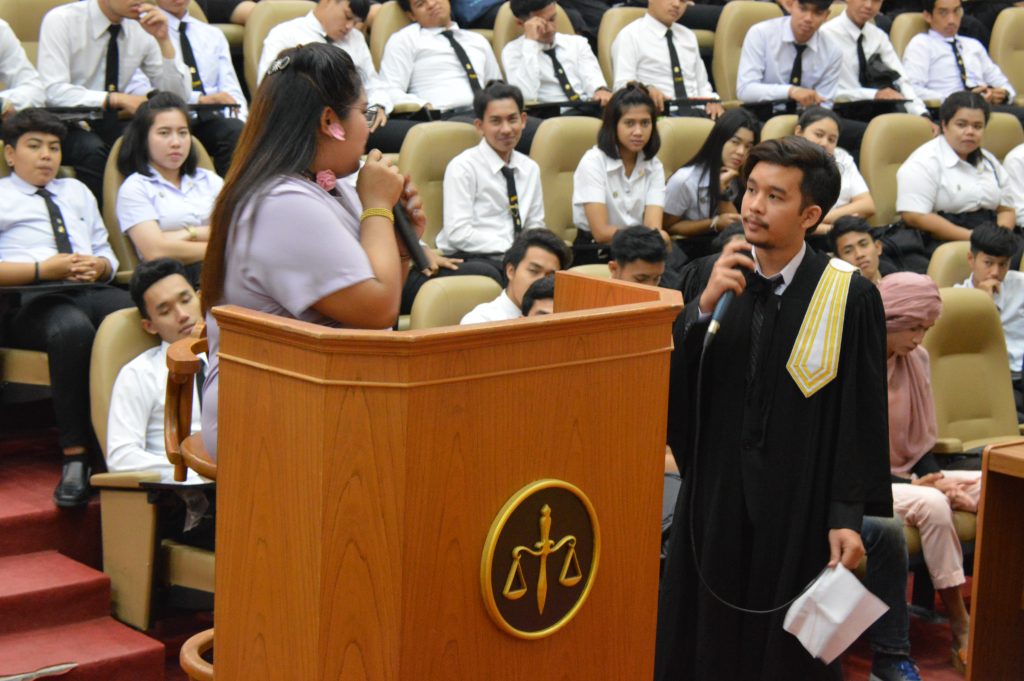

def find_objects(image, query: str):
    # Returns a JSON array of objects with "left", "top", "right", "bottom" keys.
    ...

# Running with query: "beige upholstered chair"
[
  {"left": 569, "top": 263, "right": 612, "bottom": 278},
  {"left": 189, "top": 0, "right": 244, "bottom": 51},
  {"left": 859, "top": 113, "right": 933, "bottom": 226},
  {"left": 596, "top": 7, "right": 644, "bottom": 87},
  {"left": 369, "top": 1, "right": 409, "bottom": 70},
  {"left": 491, "top": 1, "right": 574, "bottom": 75},
  {"left": 656, "top": 117, "right": 714, "bottom": 178},
  {"left": 889, "top": 11, "right": 928, "bottom": 59},
  {"left": 711, "top": 1, "right": 782, "bottom": 106},
  {"left": 989, "top": 8, "right": 1024, "bottom": 106},
  {"left": 926, "top": 241, "right": 971, "bottom": 288},
  {"left": 243, "top": 0, "right": 314, "bottom": 94},
  {"left": 397, "top": 121, "right": 480, "bottom": 248},
  {"left": 408, "top": 275, "right": 502, "bottom": 329},
  {"left": 983, "top": 111, "right": 1024, "bottom": 162},
  {"left": 529, "top": 116, "right": 601, "bottom": 245},
  {"left": 0, "top": 0, "right": 73, "bottom": 65},
  {"left": 760, "top": 113, "right": 798, "bottom": 141}
]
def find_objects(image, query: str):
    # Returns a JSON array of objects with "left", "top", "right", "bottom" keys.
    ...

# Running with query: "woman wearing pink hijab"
[{"left": 880, "top": 272, "right": 981, "bottom": 672}]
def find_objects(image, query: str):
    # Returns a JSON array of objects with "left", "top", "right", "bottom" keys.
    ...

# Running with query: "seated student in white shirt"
[
  {"left": 793, "top": 107, "right": 875, "bottom": 250},
  {"left": 0, "top": 109, "right": 132, "bottom": 508},
  {"left": 610, "top": 0, "right": 723, "bottom": 119},
  {"left": 116, "top": 93, "right": 223, "bottom": 289},
  {"left": 609, "top": 225, "right": 667, "bottom": 287},
  {"left": 501, "top": 0, "right": 611, "bottom": 115},
  {"left": 0, "top": 19, "right": 46, "bottom": 118},
  {"left": 380, "top": 0, "right": 541, "bottom": 151},
  {"left": 902, "top": 0, "right": 1021, "bottom": 125},
  {"left": 1005, "top": 142, "right": 1024, "bottom": 228},
  {"left": 955, "top": 224, "right": 1024, "bottom": 415},
  {"left": 572, "top": 83, "right": 668, "bottom": 266},
  {"left": 663, "top": 108, "right": 758, "bottom": 261},
  {"left": 460, "top": 228, "right": 570, "bottom": 324},
  {"left": 897, "top": 91, "right": 1016, "bottom": 265},
  {"left": 124, "top": 0, "right": 246, "bottom": 177},
  {"left": 829, "top": 216, "right": 885, "bottom": 285},
  {"left": 257, "top": 0, "right": 416, "bottom": 153},
  {"left": 819, "top": 0, "right": 932, "bottom": 124},
  {"left": 521, "top": 274, "right": 555, "bottom": 316},
  {"left": 37, "top": 0, "right": 192, "bottom": 204}
]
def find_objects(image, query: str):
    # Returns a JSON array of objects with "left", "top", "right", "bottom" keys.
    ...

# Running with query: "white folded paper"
[{"left": 783, "top": 564, "right": 889, "bottom": 664}]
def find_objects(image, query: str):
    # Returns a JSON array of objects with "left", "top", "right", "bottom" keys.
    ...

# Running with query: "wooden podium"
[
  {"left": 966, "top": 440, "right": 1024, "bottom": 680},
  {"left": 211, "top": 272, "right": 683, "bottom": 680}
]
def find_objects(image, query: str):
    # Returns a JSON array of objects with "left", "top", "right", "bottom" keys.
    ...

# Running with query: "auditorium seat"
[
  {"left": 408, "top": 275, "right": 502, "bottom": 329},
  {"left": 889, "top": 11, "right": 928, "bottom": 59},
  {"left": 760, "top": 113, "right": 798, "bottom": 141},
  {"left": 711, "top": 1, "right": 782, "bottom": 108},
  {"left": 529, "top": 115, "right": 600, "bottom": 245},
  {"left": 982, "top": 111, "right": 1024, "bottom": 162},
  {"left": 491, "top": 1, "right": 574, "bottom": 76},
  {"left": 101, "top": 136, "right": 217, "bottom": 284},
  {"left": 987, "top": 7, "right": 1024, "bottom": 106},
  {"left": 656, "top": 117, "right": 714, "bottom": 177},
  {"left": 188, "top": 0, "right": 244, "bottom": 52},
  {"left": 596, "top": 7, "right": 644, "bottom": 87},
  {"left": 0, "top": 0, "right": 73, "bottom": 65},
  {"left": 242, "top": 0, "right": 315, "bottom": 94},
  {"left": 926, "top": 241, "right": 971, "bottom": 288},
  {"left": 858, "top": 113, "right": 932, "bottom": 226},
  {"left": 569, "top": 263, "right": 612, "bottom": 278},
  {"left": 397, "top": 121, "right": 480, "bottom": 248}
]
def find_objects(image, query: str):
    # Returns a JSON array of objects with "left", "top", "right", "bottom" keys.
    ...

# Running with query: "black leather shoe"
[{"left": 53, "top": 458, "right": 91, "bottom": 508}]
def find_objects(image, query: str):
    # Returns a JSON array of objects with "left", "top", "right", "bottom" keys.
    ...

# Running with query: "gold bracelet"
[{"left": 360, "top": 207, "right": 394, "bottom": 223}]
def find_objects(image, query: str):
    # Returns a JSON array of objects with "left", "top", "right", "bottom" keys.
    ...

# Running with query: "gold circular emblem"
[{"left": 480, "top": 479, "right": 600, "bottom": 639}]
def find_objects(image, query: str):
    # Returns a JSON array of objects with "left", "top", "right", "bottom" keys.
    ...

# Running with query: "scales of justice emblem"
[{"left": 480, "top": 480, "right": 600, "bottom": 639}]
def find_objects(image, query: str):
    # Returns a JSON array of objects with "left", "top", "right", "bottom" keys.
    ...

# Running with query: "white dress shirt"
[
  {"left": 833, "top": 147, "right": 869, "bottom": 210},
  {"left": 502, "top": 32, "right": 607, "bottom": 103},
  {"left": 572, "top": 146, "right": 666, "bottom": 231},
  {"left": 107, "top": 341, "right": 203, "bottom": 483},
  {"left": 0, "top": 19, "right": 45, "bottom": 111},
  {"left": 611, "top": 14, "right": 715, "bottom": 101},
  {"left": 116, "top": 167, "right": 223, "bottom": 236},
  {"left": 38, "top": 0, "right": 190, "bottom": 107},
  {"left": 257, "top": 12, "right": 396, "bottom": 112},
  {"left": 902, "top": 29, "right": 1015, "bottom": 102},
  {"left": 379, "top": 22, "right": 502, "bottom": 111},
  {"left": 0, "top": 173, "right": 118, "bottom": 274},
  {"left": 957, "top": 271, "right": 1024, "bottom": 377},
  {"left": 460, "top": 290, "right": 522, "bottom": 324},
  {"left": 896, "top": 135, "right": 1012, "bottom": 215},
  {"left": 819, "top": 12, "right": 927, "bottom": 117},
  {"left": 1003, "top": 143, "right": 1024, "bottom": 227},
  {"left": 737, "top": 16, "right": 840, "bottom": 106},
  {"left": 438, "top": 138, "right": 545, "bottom": 254},
  {"left": 126, "top": 9, "right": 248, "bottom": 120},
  {"left": 664, "top": 164, "right": 712, "bottom": 220}
]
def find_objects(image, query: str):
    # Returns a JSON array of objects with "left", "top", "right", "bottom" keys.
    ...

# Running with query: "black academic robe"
[{"left": 655, "top": 247, "right": 893, "bottom": 681}]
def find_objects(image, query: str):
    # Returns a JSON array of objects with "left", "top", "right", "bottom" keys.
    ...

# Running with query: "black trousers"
[
  {"left": 5, "top": 285, "right": 133, "bottom": 450},
  {"left": 191, "top": 113, "right": 244, "bottom": 177},
  {"left": 400, "top": 254, "right": 505, "bottom": 315},
  {"left": 62, "top": 120, "right": 128, "bottom": 207},
  {"left": 367, "top": 117, "right": 421, "bottom": 154}
]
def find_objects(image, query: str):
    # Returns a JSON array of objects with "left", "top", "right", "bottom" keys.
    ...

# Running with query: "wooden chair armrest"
[
  {"left": 165, "top": 329, "right": 208, "bottom": 482},
  {"left": 179, "top": 628, "right": 214, "bottom": 681},
  {"left": 393, "top": 102, "right": 424, "bottom": 115},
  {"left": 90, "top": 471, "right": 162, "bottom": 489},
  {"left": 932, "top": 437, "right": 964, "bottom": 454}
]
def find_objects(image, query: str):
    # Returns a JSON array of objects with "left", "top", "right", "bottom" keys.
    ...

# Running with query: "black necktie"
[
  {"left": 36, "top": 188, "right": 73, "bottom": 254},
  {"left": 499, "top": 166, "right": 522, "bottom": 236},
  {"left": 543, "top": 48, "right": 580, "bottom": 102},
  {"left": 856, "top": 33, "right": 869, "bottom": 86},
  {"left": 179, "top": 21, "right": 205, "bottom": 94},
  {"left": 949, "top": 39, "right": 968, "bottom": 89},
  {"left": 790, "top": 43, "right": 808, "bottom": 87},
  {"left": 105, "top": 24, "right": 121, "bottom": 124},
  {"left": 665, "top": 29, "right": 688, "bottom": 101},
  {"left": 440, "top": 29, "right": 482, "bottom": 94},
  {"left": 746, "top": 273, "right": 783, "bottom": 385}
]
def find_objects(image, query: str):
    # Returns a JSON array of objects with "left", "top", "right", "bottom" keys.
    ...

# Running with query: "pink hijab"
[{"left": 878, "top": 273, "right": 943, "bottom": 473}]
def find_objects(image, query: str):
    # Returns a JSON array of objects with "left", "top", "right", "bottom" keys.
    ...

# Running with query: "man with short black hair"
[
  {"left": 521, "top": 274, "right": 555, "bottom": 316},
  {"left": 829, "top": 215, "right": 884, "bottom": 285},
  {"left": 609, "top": 225, "right": 666, "bottom": 286},
  {"left": 656, "top": 137, "right": 892, "bottom": 679}
]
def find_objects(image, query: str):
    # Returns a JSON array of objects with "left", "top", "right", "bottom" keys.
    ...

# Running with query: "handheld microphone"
[
  {"left": 703, "top": 248, "right": 753, "bottom": 349},
  {"left": 393, "top": 203, "right": 431, "bottom": 273}
]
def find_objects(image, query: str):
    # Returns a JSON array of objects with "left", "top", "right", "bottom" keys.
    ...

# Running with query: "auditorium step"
[{"left": 0, "top": 552, "right": 110, "bottom": 636}]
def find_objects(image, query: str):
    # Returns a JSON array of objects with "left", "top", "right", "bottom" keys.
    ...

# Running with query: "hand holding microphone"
[{"left": 701, "top": 239, "right": 754, "bottom": 346}]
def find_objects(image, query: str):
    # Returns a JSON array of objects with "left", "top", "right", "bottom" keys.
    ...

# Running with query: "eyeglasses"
[{"left": 364, "top": 105, "right": 381, "bottom": 126}]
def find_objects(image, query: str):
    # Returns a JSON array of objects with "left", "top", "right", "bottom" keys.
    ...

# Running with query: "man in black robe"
[{"left": 655, "top": 138, "right": 893, "bottom": 680}]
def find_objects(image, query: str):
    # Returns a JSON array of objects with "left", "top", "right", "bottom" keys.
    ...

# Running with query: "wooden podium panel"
[
  {"left": 966, "top": 440, "right": 1024, "bottom": 681},
  {"left": 211, "top": 272, "right": 683, "bottom": 681}
]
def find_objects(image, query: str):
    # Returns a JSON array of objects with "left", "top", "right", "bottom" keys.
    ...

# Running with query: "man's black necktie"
[
  {"left": 543, "top": 48, "right": 580, "bottom": 102},
  {"left": 179, "top": 21, "right": 205, "bottom": 94},
  {"left": 37, "top": 188, "right": 73, "bottom": 254},
  {"left": 856, "top": 33, "right": 869, "bottom": 86},
  {"left": 104, "top": 24, "right": 121, "bottom": 124},
  {"left": 499, "top": 166, "right": 522, "bottom": 236},
  {"left": 746, "top": 272, "right": 783, "bottom": 385},
  {"left": 949, "top": 39, "right": 968, "bottom": 89},
  {"left": 440, "top": 29, "right": 482, "bottom": 94},
  {"left": 790, "top": 43, "right": 808, "bottom": 87},
  {"left": 665, "top": 29, "right": 688, "bottom": 101}
]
